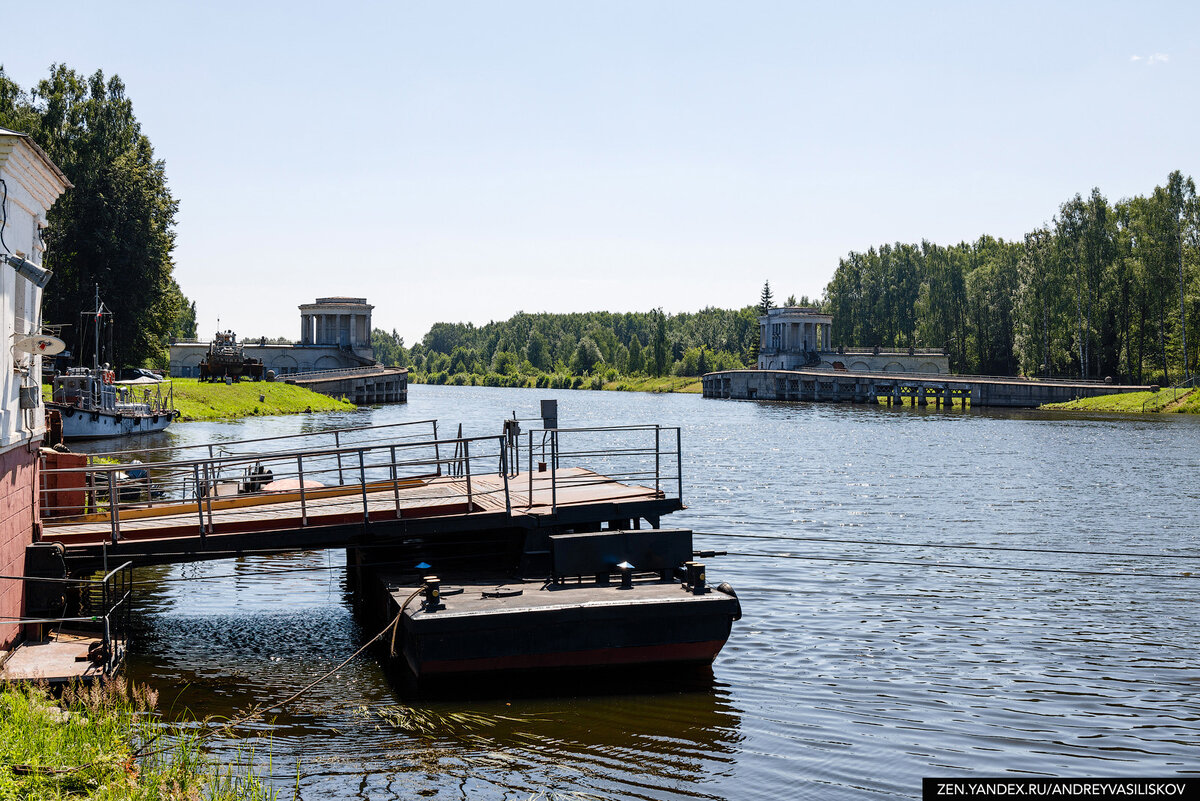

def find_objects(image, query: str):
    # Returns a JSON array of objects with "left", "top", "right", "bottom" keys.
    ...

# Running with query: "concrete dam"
[{"left": 701, "top": 369, "right": 1152, "bottom": 409}]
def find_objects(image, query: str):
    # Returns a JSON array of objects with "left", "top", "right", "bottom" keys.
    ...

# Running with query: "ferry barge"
[
  {"left": 372, "top": 528, "right": 740, "bottom": 680},
  {"left": 32, "top": 413, "right": 741, "bottom": 687}
]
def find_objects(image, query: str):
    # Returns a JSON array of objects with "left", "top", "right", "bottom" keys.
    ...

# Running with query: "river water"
[{"left": 93, "top": 385, "right": 1200, "bottom": 799}]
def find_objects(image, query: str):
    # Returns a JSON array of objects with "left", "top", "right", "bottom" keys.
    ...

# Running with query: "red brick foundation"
[{"left": 0, "top": 445, "right": 37, "bottom": 650}]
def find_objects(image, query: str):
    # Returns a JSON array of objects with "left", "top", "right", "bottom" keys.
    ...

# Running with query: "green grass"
[
  {"left": 42, "top": 378, "right": 355, "bottom": 422},
  {"left": 0, "top": 679, "right": 280, "bottom": 800},
  {"left": 601, "top": 376, "right": 702, "bottom": 394},
  {"left": 1041, "top": 387, "right": 1199, "bottom": 414},
  {"left": 165, "top": 379, "right": 355, "bottom": 422}
]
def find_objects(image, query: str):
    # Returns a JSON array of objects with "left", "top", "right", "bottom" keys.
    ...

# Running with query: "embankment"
[
  {"left": 1042, "top": 387, "right": 1199, "bottom": 414},
  {"left": 170, "top": 377, "right": 357, "bottom": 421}
]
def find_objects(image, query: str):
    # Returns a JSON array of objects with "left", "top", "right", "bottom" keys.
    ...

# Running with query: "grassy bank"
[
  {"left": 0, "top": 680, "right": 277, "bottom": 800},
  {"left": 601, "top": 375, "right": 702, "bottom": 393},
  {"left": 170, "top": 378, "right": 356, "bottom": 421},
  {"left": 411, "top": 371, "right": 702, "bottom": 394},
  {"left": 42, "top": 378, "right": 355, "bottom": 422},
  {"left": 1041, "top": 387, "right": 1200, "bottom": 414}
]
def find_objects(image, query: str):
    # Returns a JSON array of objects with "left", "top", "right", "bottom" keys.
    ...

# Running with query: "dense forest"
[
  {"left": 1, "top": 65, "right": 191, "bottom": 367},
  {"left": 373, "top": 307, "right": 762, "bottom": 387},
  {"left": 388, "top": 172, "right": 1197, "bottom": 387},
  {"left": 825, "top": 173, "right": 1198, "bottom": 383}
]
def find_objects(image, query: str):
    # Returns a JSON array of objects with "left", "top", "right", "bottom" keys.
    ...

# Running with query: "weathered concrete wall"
[
  {"left": 288, "top": 368, "right": 408, "bottom": 404},
  {"left": 0, "top": 446, "right": 36, "bottom": 649},
  {"left": 703, "top": 369, "right": 1150, "bottom": 409},
  {"left": 758, "top": 351, "right": 950, "bottom": 374}
]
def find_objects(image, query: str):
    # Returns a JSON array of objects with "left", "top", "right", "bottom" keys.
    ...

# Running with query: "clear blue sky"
[{"left": 3, "top": 1, "right": 1197, "bottom": 345}]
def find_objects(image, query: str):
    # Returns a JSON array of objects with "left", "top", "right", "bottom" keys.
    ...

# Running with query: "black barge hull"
[{"left": 393, "top": 579, "right": 738, "bottom": 677}]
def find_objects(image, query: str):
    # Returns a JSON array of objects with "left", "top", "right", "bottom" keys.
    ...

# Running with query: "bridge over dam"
[
  {"left": 702, "top": 369, "right": 1152, "bottom": 408},
  {"left": 284, "top": 365, "right": 407, "bottom": 404}
]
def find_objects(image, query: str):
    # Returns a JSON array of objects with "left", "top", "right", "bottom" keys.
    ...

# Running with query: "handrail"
[
  {"left": 88, "top": 418, "right": 440, "bottom": 462},
  {"left": 1141, "top": 374, "right": 1197, "bottom": 412},
  {"left": 40, "top": 424, "right": 684, "bottom": 538},
  {"left": 523, "top": 425, "right": 683, "bottom": 515},
  {"left": 285, "top": 365, "right": 406, "bottom": 381},
  {"left": 4, "top": 562, "right": 135, "bottom": 676},
  {"left": 707, "top": 368, "right": 1125, "bottom": 385}
]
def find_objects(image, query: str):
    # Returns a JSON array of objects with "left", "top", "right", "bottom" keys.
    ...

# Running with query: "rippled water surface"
[{"left": 99, "top": 386, "right": 1200, "bottom": 799}]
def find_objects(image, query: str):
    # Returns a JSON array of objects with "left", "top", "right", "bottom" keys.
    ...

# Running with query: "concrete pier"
[
  {"left": 285, "top": 366, "right": 408, "bottom": 404},
  {"left": 701, "top": 369, "right": 1152, "bottom": 409}
]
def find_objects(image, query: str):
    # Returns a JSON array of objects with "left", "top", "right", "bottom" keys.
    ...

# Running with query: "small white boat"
[
  {"left": 45, "top": 285, "right": 178, "bottom": 439},
  {"left": 47, "top": 368, "right": 177, "bottom": 439}
]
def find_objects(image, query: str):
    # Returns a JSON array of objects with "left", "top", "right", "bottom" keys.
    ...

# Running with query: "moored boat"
[
  {"left": 46, "top": 285, "right": 178, "bottom": 439},
  {"left": 47, "top": 368, "right": 176, "bottom": 439}
]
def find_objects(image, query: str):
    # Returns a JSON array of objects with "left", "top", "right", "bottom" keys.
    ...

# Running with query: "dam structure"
[
  {"left": 703, "top": 306, "right": 1151, "bottom": 409},
  {"left": 701, "top": 368, "right": 1151, "bottom": 409}
]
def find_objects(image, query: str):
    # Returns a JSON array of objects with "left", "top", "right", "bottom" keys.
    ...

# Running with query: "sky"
[{"left": 2, "top": 1, "right": 1197, "bottom": 345}]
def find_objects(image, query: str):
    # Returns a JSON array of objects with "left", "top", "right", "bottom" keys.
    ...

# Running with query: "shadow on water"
[{"left": 383, "top": 658, "right": 723, "bottom": 702}]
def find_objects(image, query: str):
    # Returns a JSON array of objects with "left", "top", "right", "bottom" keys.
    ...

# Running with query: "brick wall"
[{"left": 0, "top": 445, "right": 36, "bottom": 650}]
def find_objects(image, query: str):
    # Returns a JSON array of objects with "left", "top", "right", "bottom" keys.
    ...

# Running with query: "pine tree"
[{"left": 759, "top": 281, "right": 774, "bottom": 315}]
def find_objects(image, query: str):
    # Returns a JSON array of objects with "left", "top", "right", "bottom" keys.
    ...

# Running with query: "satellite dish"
[{"left": 13, "top": 334, "right": 67, "bottom": 356}]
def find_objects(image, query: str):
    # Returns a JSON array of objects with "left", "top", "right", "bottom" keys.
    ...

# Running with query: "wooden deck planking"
[{"left": 41, "top": 468, "right": 664, "bottom": 548}]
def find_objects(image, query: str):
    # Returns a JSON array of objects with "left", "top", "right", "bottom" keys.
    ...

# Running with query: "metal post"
[
  {"left": 676, "top": 427, "right": 683, "bottom": 502},
  {"left": 550, "top": 432, "right": 557, "bottom": 514},
  {"left": 391, "top": 445, "right": 402, "bottom": 518},
  {"left": 107, "top": 471, "right": 119, "bottom": 544},
  {"left": 433, "top": 420, "right": 441, "bottom": 477},
  {"left": 654, "top": 425, "right": 661, "bottom": 495},
  {"left": 193, "top": 463, "right": 206, "bottom": 542},
  {"left": 359, "top": 449, "right": 369, "bottom": 525},
  {"left": 103, "top": 614, "right": 112, "bottom": 674},
  {"left": 527, "top": 430, "right": 533, "bottom": 508},
  {"left": 297, "top": 455, "right": 308, "bottom": 526},
  {"left": 501, "top": 440, "right": 511, "bottom": 516},
  {"left": 202, "top": 462, "right": 215, "bottom": 533},
  {"left": 464, "top": 439, "right": 472, "bottom": 510},
  {"left": 335, "top": 431, "right": 345, "bottom": 485}
]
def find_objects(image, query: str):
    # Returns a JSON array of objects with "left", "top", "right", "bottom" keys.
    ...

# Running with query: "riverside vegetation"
[
  {"left": 43, "top": 379, "right": 355, "bottom": 423},
  {"left": 1042, "top": 386, "right": 1199, "bottom": 414},
  {"left": 0, "top": 679, "right": 279, "bottom": 800},
  {"left": 168, "top": 379, "right": 355, "bottom": 421},
  {"left": 375, "top": 172, "right": 1198, "bottom": 392}
]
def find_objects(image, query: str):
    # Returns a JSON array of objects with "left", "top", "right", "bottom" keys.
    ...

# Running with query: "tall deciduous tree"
[{"left": 0, "top": 65, "right": 185, "bottom": 367}]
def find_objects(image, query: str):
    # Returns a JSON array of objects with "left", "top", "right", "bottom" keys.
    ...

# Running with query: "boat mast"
[{"left": 87, "top": 284, "right": 108, "bottom": 371}]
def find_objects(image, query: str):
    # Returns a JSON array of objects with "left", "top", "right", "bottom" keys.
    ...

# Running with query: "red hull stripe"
[{"left": 418, "top": 639, "right": 727, "bottom": 675}]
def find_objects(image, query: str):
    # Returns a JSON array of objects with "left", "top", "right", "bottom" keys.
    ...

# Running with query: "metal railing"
[
  {"left": 42, "top": 433, "right": 508, "bottom": 542},
  {"left": 1142, "top": 375, "right": 1198, "bottom": 412},
  {"left": 3, "top": 562, "right": 133, "bottom": 677},
  {"left": 521, "top": 425, "right": 683, "bottom": 515},
  {"left": 85, "top": 419, "right": 441, "bottom": 466},
  {"left": 285, "top": 365, "right": 407, "bottom": 382},
  {"left": 40, "top": 422, "right": 684, "bottom": 539}
]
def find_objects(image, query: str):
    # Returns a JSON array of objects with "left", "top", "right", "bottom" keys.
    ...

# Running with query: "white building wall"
[{"left": 0, "top": 138, "right": 68, "bottom": 452}]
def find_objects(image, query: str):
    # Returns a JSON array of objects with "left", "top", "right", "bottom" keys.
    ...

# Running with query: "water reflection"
[{"left": 89, "top": 386, "right": 1200, "bottom": 799}]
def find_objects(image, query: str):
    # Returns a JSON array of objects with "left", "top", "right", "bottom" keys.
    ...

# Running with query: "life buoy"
[{"left": 104, "top": 371, "right": 115, "bottom": 384}]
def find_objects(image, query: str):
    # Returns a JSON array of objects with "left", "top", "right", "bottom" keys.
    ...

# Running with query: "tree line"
[
  {"left": 1, "top": 64, "right": 192, "bottom": 368},
  {"left": 373, "top": 308, "right": 762, "bottom": 384},
  {"left": 824, "top": 173, "right": 1198, "bottom": 383}
]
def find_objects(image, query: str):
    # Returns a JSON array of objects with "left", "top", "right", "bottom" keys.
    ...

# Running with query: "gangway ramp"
[{"left": 38, "top": 421, "right": 683, "bottom": 570}]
